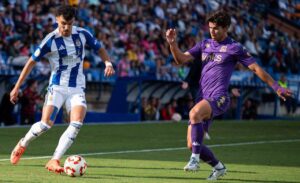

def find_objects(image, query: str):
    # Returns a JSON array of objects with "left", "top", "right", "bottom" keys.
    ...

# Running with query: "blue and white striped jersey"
[{"left": 32, "top": 26, "right": 102, "bottom": 88}]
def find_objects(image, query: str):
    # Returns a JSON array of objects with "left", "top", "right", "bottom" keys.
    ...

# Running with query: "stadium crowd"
[
  {"left": 0, "top": 0, "right": 299, "bottom": 81},
  {"left": 0, "top": 0, "right": 299, "bottom": 124}
]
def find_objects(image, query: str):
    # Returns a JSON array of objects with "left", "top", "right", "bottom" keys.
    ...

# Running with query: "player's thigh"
[
  {"left": 42, "top": 89, "right": 65, "bottom": 125},
  {"left": 189, "top": 99, "right": 212, "bottom": 123},
  {"left": 66, "top": 90, "right": 87, "bottom": 122}
]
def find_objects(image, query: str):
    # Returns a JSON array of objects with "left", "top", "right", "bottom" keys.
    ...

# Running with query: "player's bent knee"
[{"left": 189, "top": 110, "right": 204, "bottom": 124}]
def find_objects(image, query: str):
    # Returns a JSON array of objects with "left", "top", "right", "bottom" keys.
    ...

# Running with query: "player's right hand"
[
  {"left": 166, "top": 29, "right": 177, "bottom": 45},
  {"left": 10, "top": 87, "right": 19, "bottom": 104}
]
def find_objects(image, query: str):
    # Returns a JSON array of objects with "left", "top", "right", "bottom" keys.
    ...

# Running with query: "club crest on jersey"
[
  {"left": 75, "top": 39, "right": 81, "bottom": 47},
  {"left": 219, "top": 46, "right": 227, "bottom": 52},
  {"left": 205, "top": 43, "right": 210, "bottom": 48}
]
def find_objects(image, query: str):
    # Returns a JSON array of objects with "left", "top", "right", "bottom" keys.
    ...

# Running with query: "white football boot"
[
  {"left": 207, "top": 163, "right": 227, "bottom": 180},
  {"left": 183, "top": 157, "right": 199, "bottom": 171}
]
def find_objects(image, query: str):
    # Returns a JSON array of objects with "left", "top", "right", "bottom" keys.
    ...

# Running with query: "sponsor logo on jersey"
[{"left": 214, "top": 54, "right": 223, "bottom": 63}]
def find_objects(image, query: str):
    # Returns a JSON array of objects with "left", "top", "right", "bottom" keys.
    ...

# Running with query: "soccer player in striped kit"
[
  {"left": 10, "top": 5, "right": 115, "bottom": 173},
  {"left": 166, "top": 11, "right": 292, "bottom": 180}
]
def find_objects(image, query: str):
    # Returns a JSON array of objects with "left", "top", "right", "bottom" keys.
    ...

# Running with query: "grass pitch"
[{"left": 0, "top": 120, "right": 300, "bottom": 183}]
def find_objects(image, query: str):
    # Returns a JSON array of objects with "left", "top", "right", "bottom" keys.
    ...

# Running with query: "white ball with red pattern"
[{"left": 64, "top": 155, "right": 87, "bottom": 177}]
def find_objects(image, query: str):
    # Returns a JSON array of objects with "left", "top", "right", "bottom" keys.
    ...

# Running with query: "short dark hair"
[
  {"left": 207, "top": 11, "right": 231, "bottom": 28},
  {"left": 55, "top": 5, "right": 76, "bottom": 21}
]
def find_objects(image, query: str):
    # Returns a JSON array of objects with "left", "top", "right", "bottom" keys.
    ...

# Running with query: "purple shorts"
[
  {"left": 189, "top": 95, "right": 230, "bottom": 132},
  {"left": 204, "top": 95, "right": 230, "bottom": 118}
]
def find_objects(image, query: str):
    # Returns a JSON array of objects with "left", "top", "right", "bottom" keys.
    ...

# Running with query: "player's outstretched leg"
[
  {"left": 207, "top": 162, "right": 227, "bottom": 180},
  {"left": 46, "top": 121, "right": 82, "bottom": 173},
  {"left": 10, "top": 121, "right": 51, "bottom": 165}
]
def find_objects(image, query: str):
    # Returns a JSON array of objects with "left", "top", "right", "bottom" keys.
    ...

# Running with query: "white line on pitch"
[{"left": 1, "top": 139, "right": 299, "bottom": 162}]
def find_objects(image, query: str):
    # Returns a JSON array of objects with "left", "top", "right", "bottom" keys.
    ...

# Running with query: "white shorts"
[{"left": 44, "top": 85, "right": 87, "bottom": 113}]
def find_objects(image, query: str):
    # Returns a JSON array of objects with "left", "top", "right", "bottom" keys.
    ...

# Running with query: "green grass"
[{"left": 0, "top": 120, "right": 300, "bottom": 182}]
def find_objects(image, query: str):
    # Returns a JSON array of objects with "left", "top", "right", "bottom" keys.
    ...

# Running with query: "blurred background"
[{"left": 0, "top": 0, "right": 299, "bottom": 126}]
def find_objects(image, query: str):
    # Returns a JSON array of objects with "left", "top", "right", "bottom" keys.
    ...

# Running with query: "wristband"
[
  {"left": 272, "top": 82, "right": 287, "bottom": 94},
  {"left": 105, "top": 61, "right": 112, "bottom": 67},
  {"left": 271, "top": 82, "right": 280, "bottom": 92}
]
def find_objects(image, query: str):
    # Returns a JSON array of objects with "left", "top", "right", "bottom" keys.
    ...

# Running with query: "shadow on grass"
[
  {"left": 82, "top": 173, "right": 300, "bottom": 183},
  {"left": 90, "top": 165, "right": 257, "bottom": 174},
  {"left": 222, "top": 178, "right": 300, "bottom": 183}
]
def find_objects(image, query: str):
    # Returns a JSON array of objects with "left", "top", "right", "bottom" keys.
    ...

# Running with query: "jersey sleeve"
[
  {"left": 80, "top": 28, "right": 102, "bottom": 51},
  {"left": 235, "top": 44, "right": 256, "bottom": 67},
  {"left": 31, "top": 34, "right": 54, "bottom": 62},
  {"left": 187, "top": 41, "right": 204, "bottom": 60}
]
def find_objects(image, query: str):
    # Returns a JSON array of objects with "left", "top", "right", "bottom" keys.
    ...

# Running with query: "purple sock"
[
  {"left": 191, "top": 123, "right": 204, "bottom": 154},
  {"left": 200, "top": 145, "right": 219, "bottom": 167}
]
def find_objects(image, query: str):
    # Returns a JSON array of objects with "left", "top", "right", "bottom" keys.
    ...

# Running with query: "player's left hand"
[
  {"left": 272, "top": 82, "right": 293, "bottom": 101},
  {"left": 276, "top": 87, "right": 293, "bottom": 101},
  {"left": 104, "top": 64, "right": 115, "bottom": 77}
]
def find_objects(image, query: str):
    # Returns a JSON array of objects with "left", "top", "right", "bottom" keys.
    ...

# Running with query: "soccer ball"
[
  {"left": 64, "top": 155, "right": 87, "bottom": 177},
  {"left": 171, "top": 113, "right": 182, "bottom": 122}
]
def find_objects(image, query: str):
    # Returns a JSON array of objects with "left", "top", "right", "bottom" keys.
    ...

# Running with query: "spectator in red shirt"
[{"left": 20, "top": 79, "right": 42, "bottom": 125}]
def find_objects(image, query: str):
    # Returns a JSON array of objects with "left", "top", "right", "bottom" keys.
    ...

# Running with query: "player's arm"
[
  {"left": 98, "top": 47, "right": 115, "bottom": 77},
  {"left": 248, "top": 62, "right": 292, "bottom": 101},
  {"left": 166, "top": 29, "right": 194, "bottom": 64},
  {"left": 10, "top": 58, "right": 36, "bottom": 104}
]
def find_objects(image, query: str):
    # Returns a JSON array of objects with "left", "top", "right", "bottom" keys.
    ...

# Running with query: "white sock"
[
  {"left": 52, "top": 121, "right": 82, "bottom": 160},
  {"left": 20, "top": 121, "right": 51, "bottom": 147},
  {"left": 214, "top": 162, "right": 224, "bottom": 169},
  {"left": 191, "top": 153, "right": 200, "bottom": 161}
]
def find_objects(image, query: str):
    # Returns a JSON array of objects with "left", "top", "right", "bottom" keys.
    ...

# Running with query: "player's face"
[
  {"left": 56, "top": 15, "right": 74, "bottom": 37},
  {"left": 208, "top": 22, "right": 228, "bottom": 42}
]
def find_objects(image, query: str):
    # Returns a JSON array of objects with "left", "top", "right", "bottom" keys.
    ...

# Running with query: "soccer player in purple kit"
[{"left": 166, "top": 11, "right": 292, "bottom": 180}]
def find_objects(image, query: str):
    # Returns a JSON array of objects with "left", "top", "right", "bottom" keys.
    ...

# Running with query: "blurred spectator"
[
  {"left": 242, "top": 98, "right": 257, "bottom": 120},
  {"left": 117, "top": 54, "right": 130, "bottom": 77},
  {"left": 181, "top": 59, "right": 201, "bottom": 102},
  {"left": 0, "top": 85, "right": 17, "bottom": 126},
  {"left": 278, "top": 74, "right": 297, "bottom": 115},
  {"left": 142, "top": 97, "right": 159, "bottom": 121},
  {"left": 20, "top": 79, "right": 42, "bottom": 125},
  {"left": 161, "top": 102, "right": 175, "bottom": 120},
  {"left": 0, "top": 0, "right": 298, "bottom": 82},
  {"left": 36, "top": 58, "right": 51, "bottom": 79}
]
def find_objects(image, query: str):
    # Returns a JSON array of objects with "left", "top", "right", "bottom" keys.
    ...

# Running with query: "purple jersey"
[{"left": 188, "top": 37, "right": 255, "bottom": 98}]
